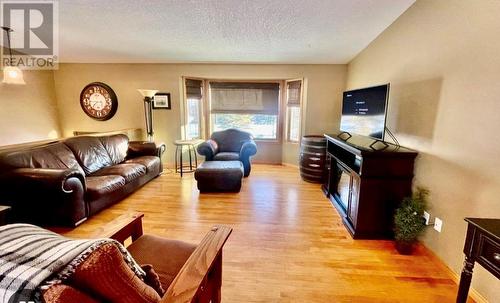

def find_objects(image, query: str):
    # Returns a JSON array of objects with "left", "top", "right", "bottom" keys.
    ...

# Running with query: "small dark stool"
[
  {"left": 195, "top": 161, "right": 244, "bottom": 193},
  {"left": 174, "top": 139, "right": 202, "bottom": 177}
]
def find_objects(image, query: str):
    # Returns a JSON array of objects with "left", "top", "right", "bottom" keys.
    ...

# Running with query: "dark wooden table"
[
  {"left": 457, "top": 218, "right": 500, "bottom": 303},
  {"left": 0, "top": 206, "right": 11, "bottom": 226}
]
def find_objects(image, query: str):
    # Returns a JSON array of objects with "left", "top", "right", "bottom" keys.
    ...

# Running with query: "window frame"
[
  {"left": 186, "top": 97, "right": 202, "bottom": 139},
  {"left": 285, "top": 79, "right": 304, "bottom": 143},
  {"left": 286, "top": 105, "right": 301, "bottom": 143},
  {"left": 210, "top": 112, "right": 280, "bottom": 141},
  {"left": 183, "top": 77, "right": 205, "bottom": 140}
]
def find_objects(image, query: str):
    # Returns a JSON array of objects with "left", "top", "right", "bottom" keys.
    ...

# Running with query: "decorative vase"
[{"left": 395, "top": 241, "right": 415, "bottom": 255}]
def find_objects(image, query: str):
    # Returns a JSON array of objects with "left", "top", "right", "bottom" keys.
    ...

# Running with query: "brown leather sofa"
[
  {"left": 197, "top": 128, "right": 257, "bottom": 177},
  {"left": 0, "top": 135, "right": 165, "bottom": 227}
]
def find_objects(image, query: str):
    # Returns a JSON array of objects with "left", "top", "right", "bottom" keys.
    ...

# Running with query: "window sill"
[{"left": 254, "top": 139, "right": 281, "bottom": 144}]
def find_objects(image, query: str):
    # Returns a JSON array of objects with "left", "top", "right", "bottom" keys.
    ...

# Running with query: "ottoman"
[{"left": 194, "top": 161, "right": 244, "bottom": 193}]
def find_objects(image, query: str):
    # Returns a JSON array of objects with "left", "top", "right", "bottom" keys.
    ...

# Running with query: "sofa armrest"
[
  {"left": 0, "top": 168, "right": 87, "bottom": 226},
  {"left": 5, "top": 168, "right": 86, "bottom": 193},
  {"left": 196, "top": 140, "right": 218, "bottom": 160},
  {"left": 240, "top": 140, "right": 257, "bottom": 159},
  {"left": 91, "top": 212, "right": 144, "bottom": 244},
  {"left": 239, "top": 140, "right": 257, "bottom": 177},
  {"left": 128, "top": 141, "right": 166, "bottom": 158},
  {"left": 162, "top": 225, "right": 232, "bottom": 303}
]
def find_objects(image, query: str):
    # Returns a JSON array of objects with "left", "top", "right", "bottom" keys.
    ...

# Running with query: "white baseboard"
[
  {"left": 281, "top": 163, "right": 299, "bottom": 169},
  {"left": 422, "top": 243, "right": 488, "bottom": 303},
  {"left": 445, "top": 267, "right": 488, "bottom": 303}
]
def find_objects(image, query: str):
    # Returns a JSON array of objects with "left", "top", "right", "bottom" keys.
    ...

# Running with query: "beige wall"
[
  {"left": 0, "top": 70, "right": 61, "bottom": 146},
  {"left": 347, "top": 0, "right": 500, "bottom": 300},
  {"left": 53, "top": 64, "right": 345, "bottom": 165}
]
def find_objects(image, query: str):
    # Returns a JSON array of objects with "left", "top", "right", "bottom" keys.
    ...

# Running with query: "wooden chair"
[{"left": 91, "top": 212, "right": 232, "bottom": 303}]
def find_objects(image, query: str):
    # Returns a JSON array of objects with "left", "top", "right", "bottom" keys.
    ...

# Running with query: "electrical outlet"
[
  {"left": 423, "top": 211, "right": 431, "bottom": 225},
  {"left": 434, "top": 217, "right": 443, "bottom": 232}
]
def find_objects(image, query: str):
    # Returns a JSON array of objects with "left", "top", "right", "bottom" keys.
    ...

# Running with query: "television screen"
[{"left": 340, "top": 84, "right": 389, "bottom": 140}]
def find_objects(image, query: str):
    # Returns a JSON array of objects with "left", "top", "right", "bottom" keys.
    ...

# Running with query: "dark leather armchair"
[{"left": 197, "top": 129, "right": 257, "bottom": 177}]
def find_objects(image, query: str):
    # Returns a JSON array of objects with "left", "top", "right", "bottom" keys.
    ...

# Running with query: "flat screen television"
[{"left": 339, "top": 84, "right": 389, "bottom": 140}]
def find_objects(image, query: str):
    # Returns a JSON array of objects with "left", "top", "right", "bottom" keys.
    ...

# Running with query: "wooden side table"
[
  {"left": 174, "top": 139, "right": 203, "bottom": 177},
  {"left": 0, "top": 206, "right": 11, "bottom": 226},
  {"left": 457, "top": 218, "right": 500, "bottom": 303}
]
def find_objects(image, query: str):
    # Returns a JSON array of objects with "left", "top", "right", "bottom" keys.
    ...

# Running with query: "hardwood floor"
[{"left": 59, "top": 164, "right": 468, "bottom": 302}]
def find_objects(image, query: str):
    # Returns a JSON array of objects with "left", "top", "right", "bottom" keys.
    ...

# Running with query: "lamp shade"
[
  {"left": 137, "top": 89, "right": 158, "bottom": 98},
  {"left": 2, "top": 66, "right": 25, "bottom": 85}
]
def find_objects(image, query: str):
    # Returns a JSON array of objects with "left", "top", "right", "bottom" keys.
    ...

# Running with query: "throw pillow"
[
  {"left": 70, "top": 243, "right": 161, "bottom": 303},
  {"left": 43, "top": 284, "right": 100, "bottom": 303}
]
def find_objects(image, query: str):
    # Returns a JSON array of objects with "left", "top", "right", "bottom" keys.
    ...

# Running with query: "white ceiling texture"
[{"left": 57, "top": 0, "right": 415, "bottom": 64}]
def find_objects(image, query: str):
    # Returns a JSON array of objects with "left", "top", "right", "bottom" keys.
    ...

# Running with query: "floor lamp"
[
  {"left": 1, "top": 26, "right": 25, "bottom": 85},
  {"left": 137, "top": 89, "right": 158, "bottom": 142}
]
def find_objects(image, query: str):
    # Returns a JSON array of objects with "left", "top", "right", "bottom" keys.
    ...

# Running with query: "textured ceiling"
[{"left": 57, "top": 0, "right": 415, "bottom": 64}]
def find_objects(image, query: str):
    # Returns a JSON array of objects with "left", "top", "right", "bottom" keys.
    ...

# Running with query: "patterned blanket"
[{"left": 0, "top": 223, "right": 145, "bottom": 303}]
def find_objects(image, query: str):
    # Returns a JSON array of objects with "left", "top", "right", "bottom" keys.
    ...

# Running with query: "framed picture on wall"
[{"left": 153, "top": 93, "right": 171, "bottom": 109}]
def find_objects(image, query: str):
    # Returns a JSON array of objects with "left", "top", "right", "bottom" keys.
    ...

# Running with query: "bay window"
[{"left": 209, "top": 82, "right": 280, "bottom": 140}]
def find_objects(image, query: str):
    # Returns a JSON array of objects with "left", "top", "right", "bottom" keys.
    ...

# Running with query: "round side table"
[{"left": 174, "top": 139, "right": 203, "bottom": 177}]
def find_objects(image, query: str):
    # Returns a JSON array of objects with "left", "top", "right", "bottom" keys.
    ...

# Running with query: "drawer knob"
[{"left": 494, "top": 253, "right": 500, "bottom": 262}]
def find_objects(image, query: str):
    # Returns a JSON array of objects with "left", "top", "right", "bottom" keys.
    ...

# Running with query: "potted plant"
[{"left": 394, "top": 187, "right": 429, "bottom": 255}]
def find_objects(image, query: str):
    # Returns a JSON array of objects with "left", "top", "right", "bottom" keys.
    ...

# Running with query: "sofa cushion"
[
  {"left": 43, "top": 284, "right": 100, "bottom": 303},
  {"left": 85, "top": 175, "right": 126, "bottom": 200},
  {"left": 64, "top": 137, "right": 113, "bottom": 175},
  {"left": 213, "top": 152, "right": 240, "bottom": 161},
  {"left": 92, "top": 163, "right": 146, "bottom": 183},
  {"left": 99, "top": 134, "right": 129, "bottom": 165},
  {"left": 0, "top": 142, "right": 85, "bottom": 176},
  {"left": 127, "top": 235, "right": 196, "bottom": 291},
  {"left": 70, "top": 243, "right": 161, "bottom": 303},
  {"left": 125, "top": 156, "right": 160, "bottom": 174}
]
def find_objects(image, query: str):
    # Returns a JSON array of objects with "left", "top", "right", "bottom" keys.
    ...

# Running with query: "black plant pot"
[{"left": 395, "top": 241, "right": 415, "bottom": 255}]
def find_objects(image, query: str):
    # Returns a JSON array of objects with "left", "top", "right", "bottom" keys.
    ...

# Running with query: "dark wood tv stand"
[{"left": 323, "top": 133, "right": 418, "bottom": 239}]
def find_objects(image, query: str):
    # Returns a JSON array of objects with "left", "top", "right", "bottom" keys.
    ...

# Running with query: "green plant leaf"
[{"left": 394, "top": 187, "right": 429, "bottom": 242}]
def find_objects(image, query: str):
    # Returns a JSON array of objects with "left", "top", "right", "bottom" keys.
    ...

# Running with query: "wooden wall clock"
[{"left": 80, "top": 82, "right": 118, "bottom": 121}]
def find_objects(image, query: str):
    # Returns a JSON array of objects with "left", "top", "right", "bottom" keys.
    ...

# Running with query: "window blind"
[
  {"left": 210, "top": 82, "right": 280, "bottom": 115},
  {"left": 186, "top": 79, "right": 202, "bottom": 98},
  {"left": 286, "top": 80, "right": 301, "bottom": 106}
]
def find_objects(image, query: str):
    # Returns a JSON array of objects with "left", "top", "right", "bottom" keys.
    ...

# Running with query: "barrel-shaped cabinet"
[{"left": 299, "top": 135, "right": 327, "bottom": 183}]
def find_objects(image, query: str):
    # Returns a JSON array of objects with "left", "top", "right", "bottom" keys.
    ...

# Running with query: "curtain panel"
[
  {"left": 186, "top": 79, "right": 203, "bottom": 99},
  {"left": 286, "top": 80, "right": 301, "bottom": 107}
]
